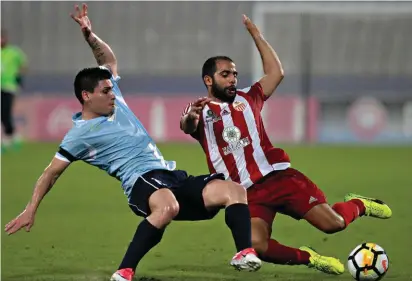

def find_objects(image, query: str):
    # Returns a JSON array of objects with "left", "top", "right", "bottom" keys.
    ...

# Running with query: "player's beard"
[{"left": 211, "top": 79, "right": 236, "bottom": 103}]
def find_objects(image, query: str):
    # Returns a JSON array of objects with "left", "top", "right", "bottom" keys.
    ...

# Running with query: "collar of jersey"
[{"left": 71, "top": 112, "right": 109, "bottom": 126}]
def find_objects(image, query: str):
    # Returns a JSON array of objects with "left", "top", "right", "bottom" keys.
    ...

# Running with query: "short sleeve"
[
  {"left": 55, "top": 134, "right": 85, "bottom": 162},
  {"left": 239, "top": 82, "right": 267, "bottom": 111}
]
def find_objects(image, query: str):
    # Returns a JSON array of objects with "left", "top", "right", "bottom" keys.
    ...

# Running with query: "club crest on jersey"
[
  {"left": 222, "top": 126, "right": 251, "bottom": 155},
  {"left": 222, "top": 126, "right": 241, "bottom": 143},
  {"left": 233, "top": 101, "right": 246, "bottom": 112}
]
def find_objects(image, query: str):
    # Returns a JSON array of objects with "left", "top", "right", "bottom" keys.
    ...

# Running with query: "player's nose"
[{"left": 228, "top": 75, "right": 236, "bottom": 84}]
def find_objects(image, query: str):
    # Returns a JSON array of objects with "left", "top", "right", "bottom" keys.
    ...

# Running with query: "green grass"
[{"left": 2, "top": 143, "right": 411, "bottom": 281}]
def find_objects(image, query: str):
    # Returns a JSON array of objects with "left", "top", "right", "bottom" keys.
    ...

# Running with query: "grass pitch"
[{"left": 2, "top": 143, "right": 411, "bottom": 281}]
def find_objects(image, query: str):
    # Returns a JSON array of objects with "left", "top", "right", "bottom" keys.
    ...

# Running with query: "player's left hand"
[
  {"left": 187, "top": 97, "right": 211, "bottom": 121},
  {"left": 4, "top": 209, "right": 36, "bottom": 235},
  {"left": 242, "top": 14, "right": 262, "bottom": 38},
  {"left": 70, "top": 3, "right": 92, "bottom": 38}
]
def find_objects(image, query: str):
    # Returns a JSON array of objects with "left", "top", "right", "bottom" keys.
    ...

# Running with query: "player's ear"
[
  {"left": 204, "top": 75, "right": 213, "bottom": 87},
  {"left": 82, "top": 90, "right": 91, "bottom": 103}
]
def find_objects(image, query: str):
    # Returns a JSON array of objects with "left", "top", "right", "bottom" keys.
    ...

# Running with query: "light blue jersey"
[{"left": 55, "top": 73, "right": 176, "bottom": 199}]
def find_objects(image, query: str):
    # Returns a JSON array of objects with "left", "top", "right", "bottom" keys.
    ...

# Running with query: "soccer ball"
[{"left": 347, "top": 243, "right": 389, "bottom": 281}]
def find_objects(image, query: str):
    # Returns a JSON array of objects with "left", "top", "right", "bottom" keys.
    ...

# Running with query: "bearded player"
[
  {"left": 180, "top": 15, "right": 392, "bottom": 275},
  {"left": 5, "top": 6, "right": 263, "bottom": 281}
]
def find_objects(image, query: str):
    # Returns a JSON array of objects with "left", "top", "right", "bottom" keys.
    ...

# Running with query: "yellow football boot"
[
  {"left": 344, "top": 193, "right": 392, "bottom": 219},
  {"left": 299, "top": 246, "right": 344, "bottom": 275}
]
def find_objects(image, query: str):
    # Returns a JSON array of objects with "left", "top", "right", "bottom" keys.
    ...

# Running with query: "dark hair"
[
  {"left": 201, "top": 56, "right": 234, "bottom": 86},
  {"left": 74, "top": 66, "right": 112, "bottom": 104}
]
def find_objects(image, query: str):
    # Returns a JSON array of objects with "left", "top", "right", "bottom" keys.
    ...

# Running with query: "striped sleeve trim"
[{"left": 55, "top": 147, "right": 77, "bottom": 162}]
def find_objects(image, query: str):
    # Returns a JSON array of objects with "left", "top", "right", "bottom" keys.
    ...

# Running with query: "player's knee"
[
  {"left": 203, "top": 180, "right": 246, "bottom": 207},
  {"left": 162, "top": 203, "right": 180, "bottom": 220},
  {"left": 151, "top": 202, "right": 180, "bottom": 225},
  {"left": 227, "top": 182, "right": 247, "bottom": 202},
  {"left": 149, "top": 190, "right": 180, "bottom": 225},
  {"left": 305, "top": 204, "right": 346, "bottom": 234}
]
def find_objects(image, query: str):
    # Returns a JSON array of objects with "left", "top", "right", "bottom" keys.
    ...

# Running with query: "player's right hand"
[
  {"left": 187, "top": 97, "right": 211, "bottom": 120},
  {"left": 242, "top": 14, "right": 262, "bottom": 38},
  {"left": 70, "top": 3, "right": 92, "bottom": 38},
  {"left": 4, "top": 209, "right": 35, "bottom": 235}
]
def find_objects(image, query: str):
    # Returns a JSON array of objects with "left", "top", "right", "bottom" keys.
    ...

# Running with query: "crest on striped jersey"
[
  {"left": 222, "top": 126, "right": 241, "bottom": 143},
  {"left": 233, "top": 101, "right": 246, "bottom": 112}
]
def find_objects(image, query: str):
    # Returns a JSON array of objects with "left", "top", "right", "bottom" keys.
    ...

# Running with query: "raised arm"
[
  {"left": 4, "top": 157, "right": 71, "bottom": 235},
  {"left": 243, "top": 14, "right": 284, "bottom": 98},
  {"left": 70, "top": 3, "right": 118, "bottom": 77}
]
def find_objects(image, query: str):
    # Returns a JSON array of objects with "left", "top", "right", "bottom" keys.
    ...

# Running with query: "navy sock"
[
  {"left": 225, "top": 203, "right": 252, "bottom": 252},
  {"left": 118, "top": 219, "right": 164, "bottom": 270}
]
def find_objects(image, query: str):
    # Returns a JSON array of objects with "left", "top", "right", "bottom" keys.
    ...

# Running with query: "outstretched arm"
[
  {"left": 4, "top": 157, "right": 71, "bottom": 235},
  {"left": 243, "top": 14, "right": 284, "bottom": 98},
  {"left": 70, "top": 3, "right": 118, "bottom": 77}
]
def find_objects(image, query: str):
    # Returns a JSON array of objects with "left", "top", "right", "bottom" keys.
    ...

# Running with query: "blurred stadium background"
[
  {"left": 2, "top": 1, "right": 412, "bottom": 144},
  {"left": 2, "top": 2, "right": 412, "bottom": 281}
]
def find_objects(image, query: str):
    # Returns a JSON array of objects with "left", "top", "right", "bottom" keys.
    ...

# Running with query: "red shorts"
[{"left": 247, "top": 168, "right": 327, "bottom": 226}]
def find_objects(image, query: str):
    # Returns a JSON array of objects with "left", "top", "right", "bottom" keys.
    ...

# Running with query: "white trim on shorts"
[
  {"left": 128, "top": 202, "right": 148, "bottom": 216},
  {"left": 127, "top": 174, "right": 160, "bottom": 216}
]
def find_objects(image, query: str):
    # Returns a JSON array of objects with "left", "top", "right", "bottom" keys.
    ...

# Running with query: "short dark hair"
[
  {"left": 201, "top": 56, "right": 234, "bottom": 85},
  {"left": 74, "top": 66, "right": 112, "bottom": 104}
]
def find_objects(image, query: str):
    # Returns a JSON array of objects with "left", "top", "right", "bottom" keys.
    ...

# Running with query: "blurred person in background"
[{"left": 1, "top": 28, "right": 27, "bottom": 152}]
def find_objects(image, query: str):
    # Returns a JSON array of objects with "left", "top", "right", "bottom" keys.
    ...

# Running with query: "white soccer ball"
[{"left": 347, "top": 243, "right": 389, "bottom": 281}]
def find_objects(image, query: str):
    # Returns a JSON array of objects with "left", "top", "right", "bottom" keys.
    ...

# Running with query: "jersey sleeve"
[
  {"left": 239, "top": 82, "right": 267, "bottom": 111},
  {"left": 55, "top": 134, "right": 86, "bottom": 163}
]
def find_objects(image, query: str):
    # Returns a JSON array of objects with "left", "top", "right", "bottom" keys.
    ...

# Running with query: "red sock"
[
  {"left": 260, "top": 239, "right": 310, "bottom": 265},
  {"left": 332, "top": 199, "right": 366, "bottom": 227}
]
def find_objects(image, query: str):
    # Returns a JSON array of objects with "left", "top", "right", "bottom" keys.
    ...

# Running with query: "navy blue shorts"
[{"left": 129, "top": 169, "right": 225, "bottom": 221}]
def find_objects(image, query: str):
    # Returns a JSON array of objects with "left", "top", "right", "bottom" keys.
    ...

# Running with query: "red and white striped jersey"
[{"left": 182, "top": 82, "right": 290, "bottom": 188}]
